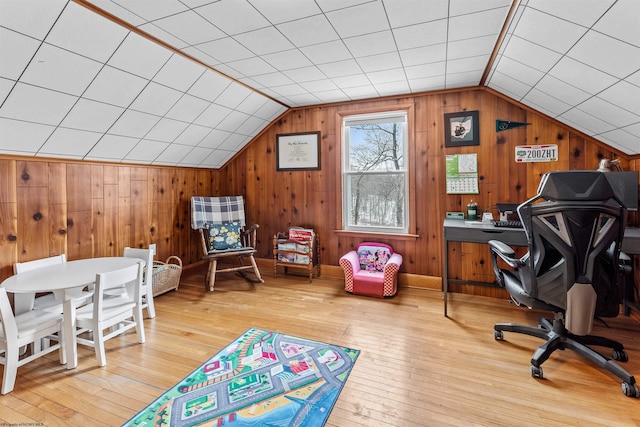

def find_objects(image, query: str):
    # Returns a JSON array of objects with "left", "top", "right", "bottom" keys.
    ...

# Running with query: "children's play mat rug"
[{"left": 123, "top": 328, "right": 360, "bottom": 427}]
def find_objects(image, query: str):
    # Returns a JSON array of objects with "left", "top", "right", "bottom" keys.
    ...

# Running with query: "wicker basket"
[{"left": 152, "top": 256, "right": 182, "bottom": 296}]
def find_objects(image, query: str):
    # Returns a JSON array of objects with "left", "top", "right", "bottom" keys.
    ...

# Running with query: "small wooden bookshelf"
[{"left": 273, "top": 227, "right": 319, "bottom": 282}]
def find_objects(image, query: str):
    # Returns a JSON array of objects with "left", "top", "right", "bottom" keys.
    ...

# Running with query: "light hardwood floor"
[{"left": 1, "top": 269, "right": 639, "bottom": 426}]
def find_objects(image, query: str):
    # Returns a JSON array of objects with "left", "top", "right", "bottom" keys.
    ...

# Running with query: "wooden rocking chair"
[{"left": 190, "top": 196, "right": 264, "bottom": 291}]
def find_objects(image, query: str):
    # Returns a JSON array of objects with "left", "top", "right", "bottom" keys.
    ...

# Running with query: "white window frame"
[{"left": 341, "top": 110, "right": 409, "bottom": 234}]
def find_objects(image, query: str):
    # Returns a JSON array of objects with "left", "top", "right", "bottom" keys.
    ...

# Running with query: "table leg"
[{"left": 63, "top": 298, "right": 78, "bottom": 369}]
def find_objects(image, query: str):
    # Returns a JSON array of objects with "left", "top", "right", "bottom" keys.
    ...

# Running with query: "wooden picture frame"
[
  {"left": 276, "top": 131, "right": 321, "bottom": 171},
  {"left": 444, "top": 110, "right": 479, "bottom": 147}
]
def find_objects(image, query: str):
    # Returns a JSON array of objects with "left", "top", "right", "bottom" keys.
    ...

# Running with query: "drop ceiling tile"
[
  {"left": 579, "top": 97, "right": 639, "bottom": 128},
  {"left": 523, "top": 88, "right": 573, "bottom": 117},
  {"left": 276, "top": 15, "right": 339, "bottom": 48},
  {"left": 219, "top": 133, "right": 250, "bottom": 151},
  {"left": 215, "top": 84, "right": 253, "bottom": 109},
  {"left": 317, "top": 59, "right": 361, "bottom": 78},
  {"left": 109, "top": 110, "right": 160, "bottom": 138},
  {"left": 491, "top": 56, "right": 544, "bottom": 86},
  {"left": 153, "top": 143, "right": 193, "bottom": 165},
  {"left": 514, "top": 8, "right": 586, "bottom": 53},
  {"left": 447, "top": 35, "right": 498, "bottom": 60},
  {"left": 198, "top": 129, "right": 230, "bottom": 149},
  {"left": 179, "top": 146, "right": 214, "bottom": 166},
  {"left": 182, "top": 46, "right": 221, "bottom": 67},
  {"left": 448, "top": 9, "right": 508, "bottom": 41},
  {"left": 488, "top": 71, "right": 537, "bottom": 100},
  {"left": 593, "top": 80, "right": 640, "bottom": 115},
  {"left": 0, "top": 0, "right": 66, "bottom": 40},
  {"left": 84, "top": 66, "right": 149, "bottom": 108},
  {"left": 405, "top": 62, "right": 446, "bottom": 80},
  {"left": 528, "top": 0, "right": 616, "bottom": 27},
  {"left": 188, "top": 71, "right": 232, "bottom": 102},
  {"left": 375, "top": 80, "right": 410, "bottom": 97},
  {"left": 568, "top": 31, "right": 640, "bottom": 79},
  {"left": 165, "top": 94, "right": 210, "bottom": 123},
  {"left": 313, "top": 90, "right": 348, "bottom": 103},
  {"left": 153, "top": 54, "right": 205, "bottom": 92},
  {"left": 235, "top": 27, "right": 295, "bottom": 56},
  {"left": 137, "top": 23, "right": 190, "bottom": 50},
  {"left": 270, "top": 83, "right": 307, "bottom": 97},
  {"left": 46, "top": 2, "right": 128, "bottom": 63},
  {"left": 235, "top": 92, "right": 268, "bottom": 115},
  {"left": 399, "top": 44, "right": 447, "bottom": 67},
  {"left": 262, "top": 49, "right": 313, "bottom": 70},
  {"left": 0, "top": 118, "right": 54, "bottom": 153},
  {"left": 326, "top": 1, "right": 389, "bottom": 38},
  {"left": 392, "top": 20, "right": 447, "bottom": 51},
  {"left": 198, "top": 1, "right": 271, "bottom": 35},
  {"left": 598, "top": 129, "right": 639, "bottom": 153},
  {"left": 197, "top": 37, "right": 255, "bottom": 63},
  {"left": 0, "top": 82, "right": 77, "bottom": 126},
  {"left": 194, "top": 103, "right": 231, "bottom": 127},
  {"left": 236, "top": 116, "right": 266, "bottom": 136},
  {"left": 344, "top": 31, "right": 396, "bottom": 58},
  {"left": 559, "top": 109, "right": 610, "bottom": 135},
  {"left": 146, "top": 118, "right": 190, "bottom": 142},
  {"left": 248, "top": 0, "right": 322, "bottom": 24},
  {"left": 342, "top": 85, "right": 377, "bottom": 99},
  {"left": 111, "top": 0, "right": 188, "bottom": 22},
  {"left": 108, "top": 33, "right": 173, "bottom": 80},
  {"left": 0, "top": 29, "right": 40, "bottom": 80},
  {"left": 333, "top": 73, "right": 371, "bottom": 88},
  {"left": 357, "top": 52, "right": 402, "bottom": 73},
  {"left": 200, "top": 149, "right": 233, "bottom": 168},
  {"left": 153, "top": 10, "right": 226, "bottom": 46},
  {"left": 61, "top": 98, "right": 124, "bottom": 133},
  {"left": 227, "top": 57, "right": 277, "bottom": 77},
  {"left": 38, "top": 127, "right": 101, "bottom": 157},
  {"left": 85, "top": 0, "right": 146, "bottom": 26},
  {"left": 125, "top": 140, "right": 170, "bottom": 162},
  {"left": 449, "top": 0, "right": 512, "bottom": 15},
  {"left": 130, "top": 82, "right": 183, "bottom": 116},
  {"left": 408, "top": 75, "right": 446, "bottom": 93},
  {"left": 253, "top": 102, "right": 287, "bottom": 121},
  {"left": 251, "top": 72, "right": 295, "bottom": 88},
  {"left": 282, "top": 66, "right": 327, "bottom": 83},
  {"left": 174, "top": 124, "right": 213, "bottom": 146},
  {"left": 593, "top": 0, "right": 640, "bottom": 46},
  {"left": 367, "top": 68, "right": 407, "bottom": 85},
  {"left": 86, "top": 134, "right": 140, "bottom": 161},
  {"left": 535, "top": 75, "right": 592, "bottom": 106},
  {"left": 21, "top": 43, "right": 102, "bottom": 96},
  {"left": 447, "top": 55, "right": 489, "bottom": 74},
  {"left": 299, "top": 79, "right": 339, "bottom": 93},
  {"left": 217, "top": 110, "right": 250, "bottom": 133},
  {"left": 384, "top": 0, "right": 449, "bottom": 27},
  {"left": 301, "top": 40, "right": 353, "bottom": 65},
  {"left": 0, "top": 78, "right": 15, "bottom": 102},
  {"left": 501, "top": 36, "right": 562, "bottom": 72},
  {"left": 445, "top": 70, "right": 482, "bottom": 88}
]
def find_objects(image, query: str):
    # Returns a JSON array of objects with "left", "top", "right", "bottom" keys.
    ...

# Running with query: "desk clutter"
[{"left": 273, "top": 227, "right": 319, "bottom": 282}]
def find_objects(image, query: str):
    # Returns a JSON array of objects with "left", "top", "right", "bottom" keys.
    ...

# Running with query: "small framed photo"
[
  {"left": 276, "top": 131, "right": 321, "bottom": 171},
  {"left": 444, "top": 110, "right": 479, "bottom": 147}
]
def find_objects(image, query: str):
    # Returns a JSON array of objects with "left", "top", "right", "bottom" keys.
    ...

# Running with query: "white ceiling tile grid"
[{"left": 0, "top": 0, "right": 638, "bottom": 169}]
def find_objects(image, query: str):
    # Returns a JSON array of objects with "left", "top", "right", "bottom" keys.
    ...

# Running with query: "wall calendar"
[{"left": 446, "top": 153, "right": 479, "bottom": 194}]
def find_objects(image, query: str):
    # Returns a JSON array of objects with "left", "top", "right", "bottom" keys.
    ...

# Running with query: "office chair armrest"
[{"left": 488, "top": 240, "right": 523, "bottom": 269}]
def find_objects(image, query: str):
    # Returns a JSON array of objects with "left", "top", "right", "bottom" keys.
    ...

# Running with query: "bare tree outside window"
[{"left": 343, "top": 112, "right": 408, "bottom": 233}]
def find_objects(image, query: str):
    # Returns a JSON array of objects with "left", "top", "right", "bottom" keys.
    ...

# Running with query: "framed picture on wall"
[
  {"left": 444, "top": 110, "right": 479, "bottom": 147},
  {"left": 276, "top": 131, "right": 321, "bottom": 171}
]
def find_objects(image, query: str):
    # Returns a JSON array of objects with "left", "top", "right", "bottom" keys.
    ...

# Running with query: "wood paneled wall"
[
  {"left": 0, "top": 160, "right": 219, "bottom": 282},
  {"left": 218, "top": 87, "right": 639, "bottom": 292},
  {"left": 1, "top": 87, "right": 638, "bottom": 296}
]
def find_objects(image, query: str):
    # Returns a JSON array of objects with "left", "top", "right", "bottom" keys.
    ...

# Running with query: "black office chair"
[{"left": 488, "top": 170, "right": 638, "bottom": 397}]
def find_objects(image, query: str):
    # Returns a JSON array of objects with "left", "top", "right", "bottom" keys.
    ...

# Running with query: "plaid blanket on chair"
[{"left": 190, "top": 196, "right": 246, "bottom": 229}]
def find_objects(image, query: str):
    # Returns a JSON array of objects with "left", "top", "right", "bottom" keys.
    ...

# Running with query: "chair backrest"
[
  {"left": 93, "top": 261, "right": 144, "bottom": 321},
  {"left": 517, "top": 171, "right": 626, "bottom": 334},
  {"left": 14, "top": 254, "right": 66, "bottom": 274},
  {"left": 123, "top": 247, "right": 153, "bottom": 286},
  {"left": 190, "top": 196, "right": 246, "bottom": 229},
  {"left": 356, "top": 242, "right": 393, "bottom": 272},
  {"left": 0, "top": 287, "right": 18, "bottom": 345}
]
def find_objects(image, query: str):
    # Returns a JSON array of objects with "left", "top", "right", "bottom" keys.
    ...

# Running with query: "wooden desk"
[
  {"left": 442, "top": 220, "right": 640, "bottom": 317},
  {"left": 1, "top": 257, "right": 141, "bottom": 369}
]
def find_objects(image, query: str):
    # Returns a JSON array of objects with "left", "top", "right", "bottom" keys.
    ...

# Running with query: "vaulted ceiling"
[{"left": 1, "top": 0, "right": 638, "bottom": 169}]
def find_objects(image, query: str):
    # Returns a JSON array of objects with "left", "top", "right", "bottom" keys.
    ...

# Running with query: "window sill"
[{"left": 334, "top": 230, "right": 419, "bottom": 241}]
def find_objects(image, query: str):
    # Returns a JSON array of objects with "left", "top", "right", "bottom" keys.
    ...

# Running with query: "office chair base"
[{"left": 494, "top": 317, "right": 639, "bottom": 398}]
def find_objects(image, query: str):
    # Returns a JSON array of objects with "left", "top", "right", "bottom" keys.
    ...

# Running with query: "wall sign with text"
[
  {"left": 515, "top": 144, "right": 558, "bottom": 163},
  {"left": 276, "top": 131, "right": 321, "bottom": 171}
]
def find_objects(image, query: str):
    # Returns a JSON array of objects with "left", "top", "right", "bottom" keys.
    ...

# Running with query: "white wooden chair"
[
  {"left": 190, "top": 196, "right": 264, "bottom": 291},
  {"left": 108, "top": 247, "right": 156, "bottom": 319},
  {"left": 0, "top": 287, "right": 65, "bottom": 394},
  {"left": 75, "top": 261, "right": 145, "bottom": 366}
]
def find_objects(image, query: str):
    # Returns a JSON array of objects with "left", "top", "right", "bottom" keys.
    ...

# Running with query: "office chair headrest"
[{"left": 537, "top": 171, "right": 618, "bottom": 203}]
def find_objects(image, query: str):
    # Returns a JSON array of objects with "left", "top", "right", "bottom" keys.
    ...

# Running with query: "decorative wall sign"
[
  {"left": 496, "top": 120, "right": 531, "bottom": 132},
  {"left": 276, "top": 131, "right": 321, "bottom": 171},
  {"left": 444, "top": 110, "right": 479, "bottom": 147},
  {"left": 515, "top": 144, "right": 558, "bottom": 163}
]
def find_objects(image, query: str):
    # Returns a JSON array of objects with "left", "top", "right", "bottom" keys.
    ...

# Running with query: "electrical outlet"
[{"left": 149, "top": 243, "right": 156, "bottom": 257}]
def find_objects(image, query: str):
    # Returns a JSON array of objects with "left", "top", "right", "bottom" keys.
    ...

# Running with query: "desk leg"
[
  {"left": 63, "top": 298, "right": 77, "bottom": 369},
  {"left": 443, "top": 238, "right": 448, "bottom": 317}
]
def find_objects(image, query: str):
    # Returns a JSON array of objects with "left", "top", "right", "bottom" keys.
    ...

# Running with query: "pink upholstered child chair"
[{"left": 339, "top": 242, "right": 403, "bottom": 298}]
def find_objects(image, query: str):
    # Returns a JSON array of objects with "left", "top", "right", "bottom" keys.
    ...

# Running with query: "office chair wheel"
[
  {"left": 530, "top": 364, "right": 543, "bottom": 379},
  {"left": 494, "top": 330, "right": 504, "bottom": 341},
  {"left": 612, "top": 349, "right": 628, "bottom": 362},
  {"left": 621, "top": 382, "right": 639, "bottom": 398}
]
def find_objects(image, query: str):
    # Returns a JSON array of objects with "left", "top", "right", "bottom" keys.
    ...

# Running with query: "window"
[{"left": 342, "top": 111, "right": 409, "bottom": 234}]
